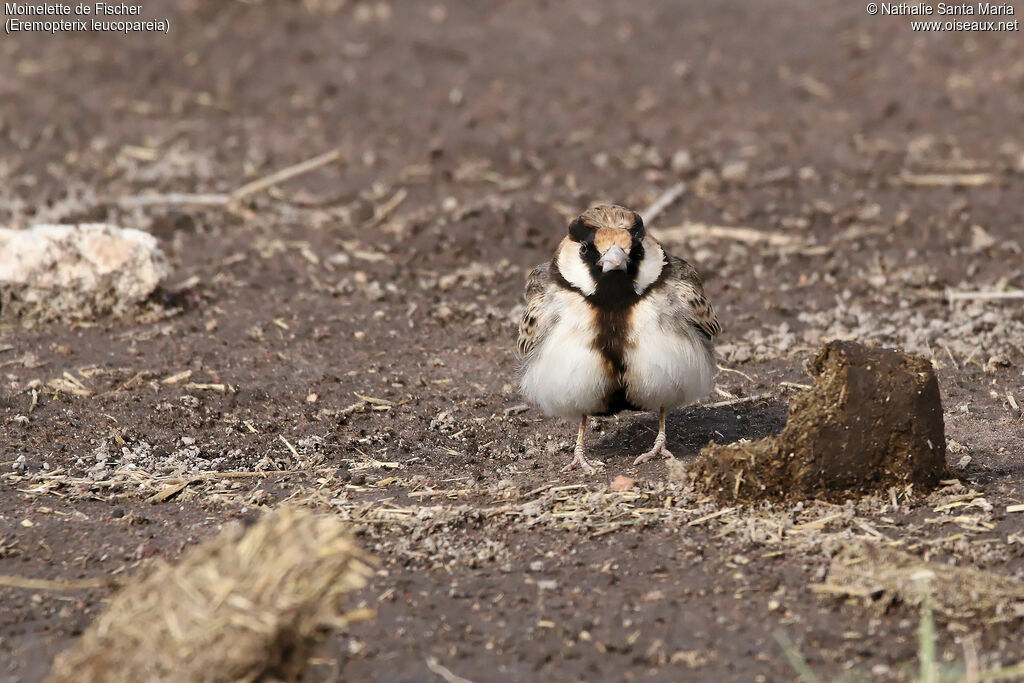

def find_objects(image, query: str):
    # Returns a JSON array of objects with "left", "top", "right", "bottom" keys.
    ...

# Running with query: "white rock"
[
  {"left": 0, "top": 224, "right": 167, "bottom": 320},
  {"left": 670, "top": 149, "right": 695, "bottom": 174},
  {"left": 720, "top": 160, "right": 750, "bottom": 183}
]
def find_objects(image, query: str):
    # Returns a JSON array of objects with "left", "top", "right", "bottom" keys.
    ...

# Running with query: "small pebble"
[
  {"left": 720, "top": 160, "right": 749, "bottom": 183},
  {"left": 670, "top": 149, "right": 694, "bottom": 174},
  {"left": 610, "top": 475, "right": 635, "bottom": 492}
]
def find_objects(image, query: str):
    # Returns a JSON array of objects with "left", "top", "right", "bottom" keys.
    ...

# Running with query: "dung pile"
[
  {"left": 48, "top": 507, "right": 374, "bottom": 683},
  {"left": 693, "top": 340, "right": 949, "bottom": 502}
]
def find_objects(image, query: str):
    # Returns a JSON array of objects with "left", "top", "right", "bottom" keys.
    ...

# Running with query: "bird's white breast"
[
  {"left": 519, "top": 288, "right": 611, "bottom": 419},
  {"left": 623, "top": 297, "right": 715, "bottom": 411}
]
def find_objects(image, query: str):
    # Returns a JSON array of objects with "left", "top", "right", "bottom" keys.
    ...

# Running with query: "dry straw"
[
  {"left": 815, "top": 541, "right": 1024, "bottom": 621},
  {"left": 48, "top": 506, "right": 374, "bottom": 683}
]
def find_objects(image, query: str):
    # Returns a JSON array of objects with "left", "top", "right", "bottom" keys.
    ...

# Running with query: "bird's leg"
[
  {"left": 633, "top": 407, "right": 674, "bottom": 465},
  {"left": 560, "top": 416, "right": 604, "bottom": 474}
]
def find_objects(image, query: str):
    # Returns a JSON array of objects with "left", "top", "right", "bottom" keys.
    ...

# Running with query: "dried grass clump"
[
  {"left": 817, "top": 541, "right": 1024, "bottom": 622},
  {"left": 48, "top": 506, "right": 374, "bottom": 683}
]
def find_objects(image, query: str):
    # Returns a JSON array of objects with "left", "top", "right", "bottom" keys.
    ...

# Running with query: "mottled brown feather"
[
  {"left": 517, "top": 262, "right": 552, "bottom": 356},
  {"left": 664, "top": 255, "right": 721, "bottom": 339},
  {"left": 579, "top": 205, "right": 637, "bottom": 230}
]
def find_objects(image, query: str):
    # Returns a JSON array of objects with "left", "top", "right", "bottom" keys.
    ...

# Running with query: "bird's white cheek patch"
[
  {"left": 633, "top": 240, "right": 664, "bottom": 295},
  {"left": 556, "top": 247, "right": 597, "bottom": 296},
  {"left": 519, "top": 292, "right": 610, "bottom": 418},
  {"left": 624, "top": 299, "right": 715, "bottom": 410}
]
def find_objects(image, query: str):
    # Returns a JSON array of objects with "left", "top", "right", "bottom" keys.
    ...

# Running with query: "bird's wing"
[
  {"left": 517, "top": 262, "right": 554, "bottom": 356},
  {"left": 665, "top": 255, "right": 721, "bottom": 340}
]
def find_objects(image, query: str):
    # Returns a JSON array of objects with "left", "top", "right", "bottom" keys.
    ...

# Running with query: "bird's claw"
[
  {"left": 633, "top": 445, "right": 674, "bottom": 466},
  {"left": 561, "top": 452, "right": 605, "bottom": 474}
]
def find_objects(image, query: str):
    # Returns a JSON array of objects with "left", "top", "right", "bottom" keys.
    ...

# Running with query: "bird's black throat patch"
[
  {"left": 552, "top": 263, "right": 642, "bottom": 413},
  {"left": 552, "top": 246, "right": 672, "bottom": 414},
  {"left": 589, "top": 270, "right": 638, "bottom": 378}
]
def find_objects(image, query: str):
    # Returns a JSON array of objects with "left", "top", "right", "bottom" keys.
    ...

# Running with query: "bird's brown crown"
[
  {"left": 568, "top": 205, "right": 645, "bottom": 246},
  {"left": 577, "top": 204, "right": 640, "bottom": 231}
]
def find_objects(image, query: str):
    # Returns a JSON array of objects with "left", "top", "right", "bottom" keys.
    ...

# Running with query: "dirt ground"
[{"left": 2, "top": 1, "right": 1024, "bottom": 681}]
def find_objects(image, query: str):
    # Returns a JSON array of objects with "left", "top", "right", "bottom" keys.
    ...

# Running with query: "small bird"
[{"left": 517, "top": 205, "right": 720, "bottom": 474}]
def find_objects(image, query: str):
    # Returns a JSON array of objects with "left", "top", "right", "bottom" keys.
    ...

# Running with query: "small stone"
[
  {"left": 970, "top": 225, "right": 996, "bottom": 251},
  {"left": 134, "top": 543, "right": 158, "bottom": 560},
  {"left": 732, "top": 346, "right": 752, "bottom": 363},
  {"left": 693, "top": 169, "right": 720, "bottom": 195},
  {"left": 798, "top": 166, "right": 818, "bottom": 181},
  {"left": 720, "top": 160, "right": 749, "bottom": 183},
  {"left": 610, "top": 475, "right": 635, "bottom": 492},
  {"left": 946, "top": 440, "right": 968, "bottom": 455},
  {"left": 670, "top": 149, "right": 695, "bottom": 174},
  {"left": 0, "top": 224, "right": 167, "bottom": 320}
]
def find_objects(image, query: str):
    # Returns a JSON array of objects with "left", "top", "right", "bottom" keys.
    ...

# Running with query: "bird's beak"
[{"left": 597, "top": 245, "right": 629, "bottom": 273}]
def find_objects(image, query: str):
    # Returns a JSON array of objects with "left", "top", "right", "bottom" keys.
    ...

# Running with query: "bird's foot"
[
  {"left": 560, "top": 450, "right": 605, "bottom": 475},
  {"left": 633, "top": 441, "right": 674, "bottom": 466}
]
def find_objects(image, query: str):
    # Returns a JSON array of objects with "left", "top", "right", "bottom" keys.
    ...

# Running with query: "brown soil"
[
  {"left": 3, "top": 2, "right": 1024, "bottom": 682},
  {"left": 693, "top": 340, "right": 950, "bottom": 503}
]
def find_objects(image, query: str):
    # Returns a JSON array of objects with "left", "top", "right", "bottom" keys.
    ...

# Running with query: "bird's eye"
[{"left": 579, "top": 243, "right": 589, "bottom": 255}]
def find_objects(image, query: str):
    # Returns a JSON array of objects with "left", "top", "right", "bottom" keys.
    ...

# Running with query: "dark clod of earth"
[{"left": 693, "top": 341, "right": 949, "bottom": 502}]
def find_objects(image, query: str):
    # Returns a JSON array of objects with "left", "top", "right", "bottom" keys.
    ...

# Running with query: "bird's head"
[{"left": 557, "top": 204, "right": 661, "bottom": 299}]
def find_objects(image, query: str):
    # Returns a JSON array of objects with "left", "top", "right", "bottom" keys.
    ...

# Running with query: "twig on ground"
[
  {"left": 716, "top": 365, "right": 755, "bottom": 382},
  {"left": 640, "top": 181, "right": 686, "bottom": 226},
  {"left": 231, "top": 148, "right": 345, "bottom": 201},
  {"left": 280, "top": 435, "right": 301, "bottom": 459},
  {"left": 702, "top": 393, "right": 772, "bottom": 409},
  {"left": 118, "top": 193, "right": 231, "bottom": 207},
  {"left": 653, "top": 223, "right": 804, "bottom": 247},
  {"left": 896, "top": 172, "right": 997, "bottom": 188},
  {"left": 426, "top": 657, "right": 475, "bottom": 683},
  {"left": 946, "top": 289, "right": 1024, "bottom": 304},
  {"left": 368, "top": 188, "right": 408, "bottom": 227},
  {"left": 687, "top": 507, "right": 736, "bottom": 527},
  {"left": 116, "top": 149, "right": 345, "bottom": 208},
  {"left": 0, "top": 574, "right": 116, "bottom": 591}
]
